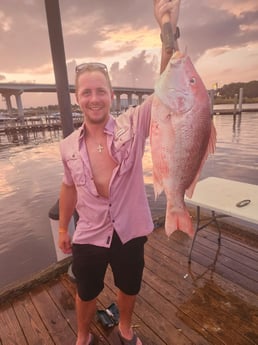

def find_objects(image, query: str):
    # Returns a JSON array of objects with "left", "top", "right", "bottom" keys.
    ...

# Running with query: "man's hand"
[
  {"left": 59, "top": 232, "right": 72, "bottom": 254},
  {"left": 154, "top": 0, "right": 181, "bottom": 32}
]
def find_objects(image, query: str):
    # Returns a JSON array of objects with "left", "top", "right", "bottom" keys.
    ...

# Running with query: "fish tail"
[
  {"left": 153, "top": 172, "right": 164, "bottom": 199},
  {"left": 165, "top": 206, "right": 194, "bottom": 238}
]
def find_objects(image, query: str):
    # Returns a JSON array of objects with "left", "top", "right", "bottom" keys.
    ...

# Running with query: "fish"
[{"left": 150, "top": 51, "right": 216, "bottom": 237}]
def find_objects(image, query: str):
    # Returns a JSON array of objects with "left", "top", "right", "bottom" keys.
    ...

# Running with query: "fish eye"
[{"left": 190, "top": 77, "right": 196, "bottom": 85}]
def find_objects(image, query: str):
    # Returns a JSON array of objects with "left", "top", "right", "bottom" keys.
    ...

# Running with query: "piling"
[{"left": 238, "top": 87, "right": 244, "bottom": 113}]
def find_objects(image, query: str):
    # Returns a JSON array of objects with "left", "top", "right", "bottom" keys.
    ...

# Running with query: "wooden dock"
[
  {"left": 213, "top": 107, "right": 258, "bottom": 115},
  {"left": 0, "top": 119, "right": 83, "bottom": 135},
  {"left": 0, "top": 220, "right": 257, "bottom": 345},
  {"left": 0, "top": 106, "right": 258, "bottom": 136}
]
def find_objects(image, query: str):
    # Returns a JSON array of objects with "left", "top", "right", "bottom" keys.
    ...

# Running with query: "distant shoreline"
[{"left": 214, "top": 97, "right": 258, "bottom": 105}]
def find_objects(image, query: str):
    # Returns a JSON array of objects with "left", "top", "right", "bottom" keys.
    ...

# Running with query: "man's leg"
[
  {"left": 110, "top": 233, "right": 146, "bottom": 344},
  {"left": 75, "top": 293, "right": 96, "bottom": 345},
  {"left": 117, "top": 290, "right": 142, "bottom": 345},
  {"left": 72, "top": 243, "right": 109, "bottom": 344}
]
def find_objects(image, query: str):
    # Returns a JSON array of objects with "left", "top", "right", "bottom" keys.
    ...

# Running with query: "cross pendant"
[{"left": 97, "top": 144, "right": 104, "bottom": 153}]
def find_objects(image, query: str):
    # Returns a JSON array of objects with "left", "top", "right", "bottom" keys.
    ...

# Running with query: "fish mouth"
[{"left": 171, "top": 51, "right": 187, "bottom": 65}]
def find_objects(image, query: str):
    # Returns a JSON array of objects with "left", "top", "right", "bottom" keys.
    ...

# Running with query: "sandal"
[{"left": 117, "top": 328, "right": 140, "bottom": 345}]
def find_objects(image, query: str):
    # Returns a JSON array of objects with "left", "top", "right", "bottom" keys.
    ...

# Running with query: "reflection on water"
[
  {"left": 0, "top": 132, "right": 64, "bottom": 290},
  {"left": 0, "top": 112, "right": 258, "bottom": 290},
  {"left": 202, "top": 112, "right": 258, "bottom": 185},
  {"left": 232, "top": 114, "right": 241, "bottom": 143}
]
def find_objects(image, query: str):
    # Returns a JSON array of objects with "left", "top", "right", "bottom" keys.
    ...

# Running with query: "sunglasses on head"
[{"left": 75, "top": 62, "right": 108, "bottom": 73}]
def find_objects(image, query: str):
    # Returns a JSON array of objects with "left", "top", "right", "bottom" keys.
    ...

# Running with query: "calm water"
[{"left": 0, "top": 110, "right": 258, "bottom": 291}]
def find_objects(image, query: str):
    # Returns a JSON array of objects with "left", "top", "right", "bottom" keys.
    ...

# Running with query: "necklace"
[{"left": 96, "top": 144, "right": 104, "bottom": 153}]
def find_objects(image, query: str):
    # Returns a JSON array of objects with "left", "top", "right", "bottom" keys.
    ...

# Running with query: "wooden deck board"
[
  {"left": 13, "top": 294, "right": 55, "bottom": 345},
  {"left": 0, "top": 224, "right": 257, "bottom": 345},
  {"left": 29, "top": 285, "right": 76, "bottom": 345},
  {"left": 0, "top": 302, "right": 28, "bottom": 345}
]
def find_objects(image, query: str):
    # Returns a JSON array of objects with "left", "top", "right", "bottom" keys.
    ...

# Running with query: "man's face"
[{"left": 76, "top": 70, "right": 114, "bottom": 125}]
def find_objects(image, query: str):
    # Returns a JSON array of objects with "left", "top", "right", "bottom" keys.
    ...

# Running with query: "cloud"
[
  {"left": 178, "top": 0, "right": 258, "bottom": 62},
  {"left": 109, "top": 50, "right": 158, "bottom": 88},
  {"left": 0, "top": 0, "right": 258, "bottom": 107},
  {"left": 0, "top": 1, "right": 51, "bottom": 72},
  {"left": 0, "top": 10, "right": 12, "bottom": 31},
  {"left": 210, "top": 0, "right": 258, "bottom": 16}
]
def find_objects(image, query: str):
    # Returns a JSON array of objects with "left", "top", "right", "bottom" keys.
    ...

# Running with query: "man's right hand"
[
  {"left": 59, "top": 232, "right": 72, "bottom": 254},
  {"left": 154, "top": 0, "right": 181, "bottom": 33}
]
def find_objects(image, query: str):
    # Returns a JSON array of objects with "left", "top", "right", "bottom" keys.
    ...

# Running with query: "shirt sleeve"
[
  {"left": 61, "top": 159, "right": 75, "bottom": 186},
  {"left": 135, "top": 94, "right": 153, "bottom": 139}
]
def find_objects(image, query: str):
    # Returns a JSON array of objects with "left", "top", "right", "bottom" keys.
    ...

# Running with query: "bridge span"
[{"left": 0, "top": 82, "right": 154, "bottom": 120}]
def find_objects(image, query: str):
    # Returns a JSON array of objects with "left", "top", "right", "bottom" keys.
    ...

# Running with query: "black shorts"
[{"left": 72, "top": 231, "right": 147, "bottom": 301}]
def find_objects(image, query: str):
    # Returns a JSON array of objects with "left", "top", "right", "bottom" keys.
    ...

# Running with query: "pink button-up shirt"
[{"left": 59, "top": 96, "right": 154, "bottom": 247}]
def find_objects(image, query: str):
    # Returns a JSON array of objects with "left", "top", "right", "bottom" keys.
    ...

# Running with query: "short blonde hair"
[{"left": 75, "top": 62, "right": 112, "bottom": 94}]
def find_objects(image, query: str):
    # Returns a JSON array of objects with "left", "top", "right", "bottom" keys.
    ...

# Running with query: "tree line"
[{"left": 218, "top": 80, "right": 258, "bottom": 99}]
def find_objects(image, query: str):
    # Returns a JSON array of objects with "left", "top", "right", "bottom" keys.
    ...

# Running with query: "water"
[
  {"left": 201, "top": 113, "right": 258, "bottom": 185},
  {"left": 0, "top": 132, "right": 65, "bottom": 290},
  {"left": 0, "top": 111, "right": 258, "bottom": 291}
]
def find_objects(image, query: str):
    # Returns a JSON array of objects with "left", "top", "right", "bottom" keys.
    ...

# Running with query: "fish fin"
[
  {"left": 186, "top": 121, "right": 217, "bottom": 198},
  {"left": 165, "top": 205, "right": 194, "bottom": 238}
]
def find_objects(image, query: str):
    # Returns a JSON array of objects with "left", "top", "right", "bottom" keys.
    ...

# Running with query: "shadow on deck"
[{"left": 0, "top": 224, "right": 257, "bottom": 345}]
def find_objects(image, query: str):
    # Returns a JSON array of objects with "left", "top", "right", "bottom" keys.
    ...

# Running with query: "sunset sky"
[{"left": 0, "top": 0, "right": 258, "bottom": 108}]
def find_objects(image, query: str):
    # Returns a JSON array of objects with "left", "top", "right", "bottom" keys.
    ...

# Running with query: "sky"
[{"left": 0, "top": 0, "right": 258, "bottom": 109}]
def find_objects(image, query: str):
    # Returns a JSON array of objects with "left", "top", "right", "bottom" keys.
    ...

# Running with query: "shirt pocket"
[
  {"left": 66, "top": 154, "right": 86, "bottom": 186},
  {"left": 113, "top": 129, "right": 136, "bottom": 175}
]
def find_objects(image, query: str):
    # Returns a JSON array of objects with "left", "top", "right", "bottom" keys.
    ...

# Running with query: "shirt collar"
[
  {"left": 77, "top": 115, "right": 115, "bottom": 145},
  {"left": 104, "top": 116, "right": 115, "bottom": 135}
]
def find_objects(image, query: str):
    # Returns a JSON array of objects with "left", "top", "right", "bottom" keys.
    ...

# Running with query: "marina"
[
  {"left": 1, "top": 102, "right": 257, "bottom": 143},
  {"left": 0, "top": 111, "right": 255, "bottom": 148},
  {"left": 0, "top": 113, "right": 83, "bottom": 141},
  {"left": 0, "top": 84, "right": 256, "bottom": 139}
]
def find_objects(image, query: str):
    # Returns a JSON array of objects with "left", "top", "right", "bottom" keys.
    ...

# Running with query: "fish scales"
[{"left": 150, "top": 51, "right": 216, "bottom": 237}]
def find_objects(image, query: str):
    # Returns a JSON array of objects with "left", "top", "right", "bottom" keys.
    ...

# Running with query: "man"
[{"left": 58, "top": 1, "right": 180, "bottom": 344}]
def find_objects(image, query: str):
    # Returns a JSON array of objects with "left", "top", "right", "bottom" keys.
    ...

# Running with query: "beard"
[{"left": 84, "top": 108, "right": 109, "bottom": 125}]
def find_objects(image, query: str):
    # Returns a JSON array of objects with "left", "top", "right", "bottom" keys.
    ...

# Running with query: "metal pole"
[{"left": 44, "top": 0, "right": 74, "bottom": 138}]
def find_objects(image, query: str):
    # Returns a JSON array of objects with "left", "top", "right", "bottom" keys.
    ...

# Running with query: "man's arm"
[
  {"left": 58, "top": 182, "right": 77, "bottom": 254},
  {"left": 154, "top": 0, "right": 181, "bottom": 73}
]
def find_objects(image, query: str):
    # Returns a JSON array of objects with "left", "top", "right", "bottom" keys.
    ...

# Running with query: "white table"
[{"left": 185, "top": 177, "right": 258, "bottom": 262}]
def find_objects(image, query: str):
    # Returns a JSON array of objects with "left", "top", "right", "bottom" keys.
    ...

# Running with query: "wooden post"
[
  {"left": 238, "top": 87, "right": 243, "bottom": 113},
  {"left": 233, "top": 94, "right": 238, "bottom": 115}
]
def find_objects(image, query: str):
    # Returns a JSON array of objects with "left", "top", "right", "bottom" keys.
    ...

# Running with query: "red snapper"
[{"left": 150, "top": 51, "right": 216, "bottom": 237}]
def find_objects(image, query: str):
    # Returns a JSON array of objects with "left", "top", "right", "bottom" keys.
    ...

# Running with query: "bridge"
[{"left": 0, "top": 82, "right": 154, "bottom": 120}]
